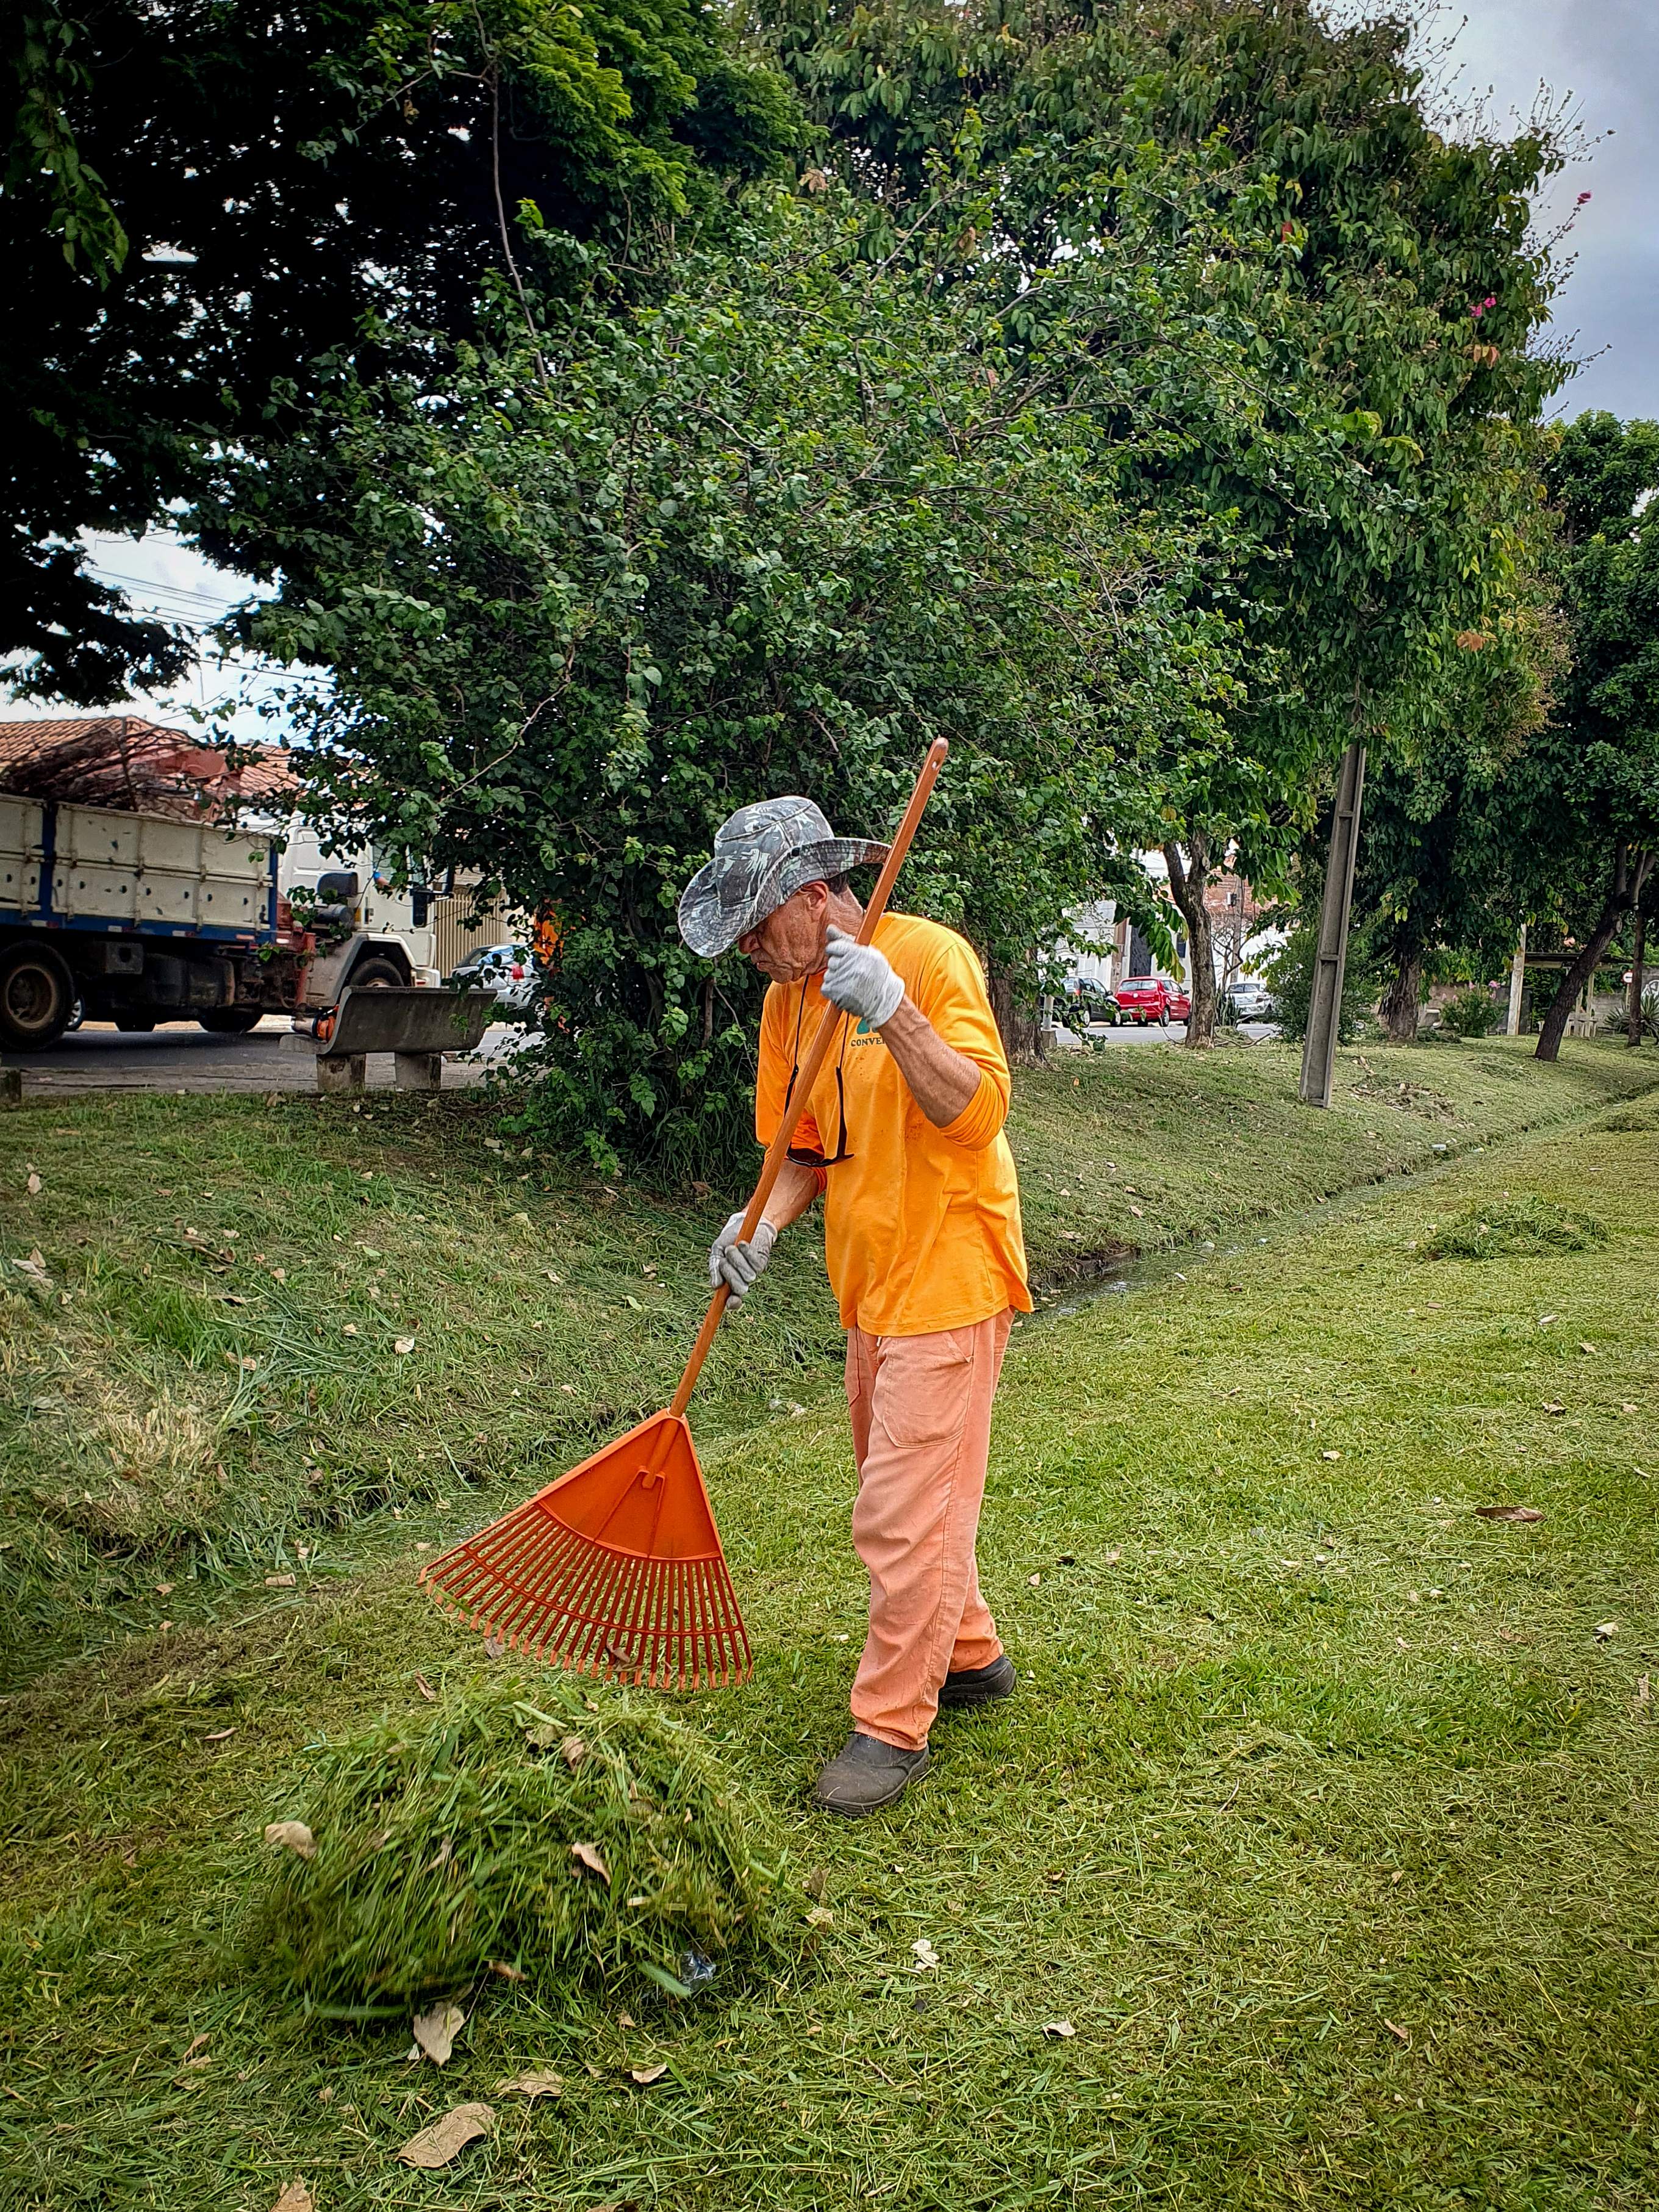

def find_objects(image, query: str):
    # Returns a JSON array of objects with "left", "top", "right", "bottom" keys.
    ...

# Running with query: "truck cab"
[{"left": 271, "top": 818, "right": 441, "bottom": 999}]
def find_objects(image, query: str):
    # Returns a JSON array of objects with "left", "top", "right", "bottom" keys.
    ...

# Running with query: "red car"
[{"left": 1114, "top": 976, "right": 1191, "bottom": 1026}]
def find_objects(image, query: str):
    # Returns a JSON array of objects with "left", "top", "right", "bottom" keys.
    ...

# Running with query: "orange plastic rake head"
[
  {"left": 421, "top": 1412, "right": 750, "bottom": 1690},
  {"left": 420, "top": 738, "right": 950, "bottom": 1690}
]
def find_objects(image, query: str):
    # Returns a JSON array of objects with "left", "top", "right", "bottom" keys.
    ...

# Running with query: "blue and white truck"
[{"left": 0, "top": 793, "right": 439, "bottom": 1050}]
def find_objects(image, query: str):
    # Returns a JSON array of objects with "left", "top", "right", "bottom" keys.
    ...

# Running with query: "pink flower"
[
  {"left": 1577, "top": 190, "right": 1592, "bottom": 204},
  {"left": 1469, "top": 302, "right": 1485, "bottom": 318},
  {"left": 1484, "top": 294, "right": 1496, "bottom": 307}
]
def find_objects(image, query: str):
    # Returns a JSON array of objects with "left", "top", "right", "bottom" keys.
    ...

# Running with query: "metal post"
[
  {"left": 1507, "top": 925, "right": 1527, "bottom": 1037},
  {"left": 1300, "top": 739, "right": 1366, "bottom": 1109}
]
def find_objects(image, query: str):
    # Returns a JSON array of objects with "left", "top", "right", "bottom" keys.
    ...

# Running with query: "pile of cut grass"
[
  {"left": 1427, "top": 1196, "right": 1609, "bottom": 1259},
  {"left": 251, "top": 1672, "right": 789, "bottom": 2012}
]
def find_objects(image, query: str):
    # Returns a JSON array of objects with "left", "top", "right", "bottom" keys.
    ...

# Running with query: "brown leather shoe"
[
  {"left": 937, "top": 1653, "right": 1017, "bottom": 1711},
  {"left": 812, "top": 1731, "right": 930, "bottom": 1816}
]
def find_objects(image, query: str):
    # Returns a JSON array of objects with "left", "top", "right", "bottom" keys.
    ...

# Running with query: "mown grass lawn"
[{"left": 1, "top": 1041, "right": 1656, "bottom": 2208}]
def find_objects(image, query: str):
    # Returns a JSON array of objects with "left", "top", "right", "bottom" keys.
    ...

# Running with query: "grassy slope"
[
  {"left": 1, "top": 1038, "right": 1649, "bottom": 1686},
  {"left": 0, "top": 1043, "right": 1657, "bottom": 2207}
]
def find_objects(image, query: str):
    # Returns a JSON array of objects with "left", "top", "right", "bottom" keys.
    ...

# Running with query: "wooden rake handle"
[{"left": 666, "top": 738, "right": 950, "bottom": 1423}]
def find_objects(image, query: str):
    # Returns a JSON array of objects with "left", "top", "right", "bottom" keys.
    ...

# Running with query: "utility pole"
[
  {"left": 1300, "top": 740, "right": 1366, "bottom": 1109},
  {"left": 1507, "top": 925, "right": 1527, "bottom": 1037}
]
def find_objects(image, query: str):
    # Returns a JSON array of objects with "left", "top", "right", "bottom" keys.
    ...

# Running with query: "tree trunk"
[
  {"left": 1163, "top": 833, "right": 1217, "bottom": 1048},
  {"left": 1378, "top": 953, "right": 1423, "bottom": 1043},
  {"left": 987, "top": 962, "right": 1041, "bottom": 1063},
  {"left": 1629, "top": 908, "right": 1647, "bottom": 1048},
  {"left": 1535, "top": 840, "right": 1639, "bottom": 1063}
]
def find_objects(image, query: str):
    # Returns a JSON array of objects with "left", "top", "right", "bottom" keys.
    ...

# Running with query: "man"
[{"left": 679, "top": 795, "right": 1031, "bottom": 1815}]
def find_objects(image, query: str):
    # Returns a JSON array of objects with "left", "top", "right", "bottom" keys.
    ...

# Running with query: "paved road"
[
  {"left": 4, "top": 1016, "right": 528, "bottom": 1097},
  {"left": 5, "top": 1013, "right": 1283, "bottom": 1098},
  {"left": 1069, "top": 1019, "right": 1283, "bottom": 1047}
]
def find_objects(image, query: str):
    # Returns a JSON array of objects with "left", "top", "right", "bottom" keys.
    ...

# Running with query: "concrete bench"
[{"left": 313, "top": 986, "right": 498, "bottom": 1094}]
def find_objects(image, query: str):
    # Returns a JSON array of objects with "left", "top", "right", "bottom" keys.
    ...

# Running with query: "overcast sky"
[
  {"left": 1431, "top": 0, "right": 1658, "bottom": 421},
  {"left": 7, "top": 0, "right": 1655, "bottom": 728}
]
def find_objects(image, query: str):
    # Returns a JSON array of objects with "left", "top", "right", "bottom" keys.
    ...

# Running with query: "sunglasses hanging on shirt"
[{"left": 781, "top": 983, "right": 854, "bottom": 1167}]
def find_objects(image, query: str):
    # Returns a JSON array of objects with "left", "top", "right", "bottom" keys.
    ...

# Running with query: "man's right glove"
[{"left": 709, "top": 1212, "right": 777, "bottom": 1301}]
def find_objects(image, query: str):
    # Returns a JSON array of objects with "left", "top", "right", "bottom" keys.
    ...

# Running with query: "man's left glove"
[
  {"left": 709, "top": 1212, "right": 776, "bottom": 1301},
  {"left": 822, "top": 925, "right": 905, "bottom": 1029}
]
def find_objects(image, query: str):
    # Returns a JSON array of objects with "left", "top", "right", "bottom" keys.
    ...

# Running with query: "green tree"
[
  {"left": 3, "top": 0, "right": 797, "bottom": 701},
  {"left": 759, "top": 0, "right": 1569, "bottom": 1046},
  {"left": 212, "top": 182, "right": 1249, "bottom": 1174},
  {"left": 1517, "top": 414, "right": 1659, "bottom": 1061},
  {"left": 1344, "top": 572, "right": 1567, "bottom": 1042}
]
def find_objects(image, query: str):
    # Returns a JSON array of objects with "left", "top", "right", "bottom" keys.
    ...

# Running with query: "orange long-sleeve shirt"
[{"left": 756, "top": 913, "right": 1031, "bottom": 1336}]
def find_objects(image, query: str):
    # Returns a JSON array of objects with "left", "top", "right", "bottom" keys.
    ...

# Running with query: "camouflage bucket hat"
[{"left": 678, "top": 796, "right": 889, "bottom": 958}]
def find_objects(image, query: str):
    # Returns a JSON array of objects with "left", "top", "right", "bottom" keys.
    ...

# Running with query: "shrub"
[
  {"left": 1438, "top": 988, "right": 1500, "bottom": 1039},
  {"left": 249, "top": 1673, "right": 789, "bottom": 2010},
  {"left": 1260, "top": 919, "right": 1377, "bottom": 1045}
]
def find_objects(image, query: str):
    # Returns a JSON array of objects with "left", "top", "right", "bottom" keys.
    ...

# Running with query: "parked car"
[
  {"left": 448, "top": 941, "right": 537, "bottom": 1013},
  {"left": 1226, "top": 979, "right": 1276, "bottom": 1022},
  {"left": 1114, "top": 976, "right": 1188, "bottom": 1026}
]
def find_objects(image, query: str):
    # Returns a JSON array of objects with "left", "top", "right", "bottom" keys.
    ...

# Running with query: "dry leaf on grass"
[
  {"left": 412, "top": 2003, "right": 466, "bottom": 2065},
  {"left": 26, "top": 1173, "right": 41, "bottom": 1195},
  {"left": 496, "top": 2069, "right": 563, "bottom": 2100},
  {"left": 805, "top": 1905, "right": 834, "bottom": 1930},
  {"left": 571, "top": 1841, "right": 611, "bottom": 1884},
  {"left": 912, "top": 1939, "right": 939, "bottom": 1970},
  {"left": 265, "top": 1573, "right": 296, "bottom": 1587},
  {"left": 263, "top": 1820, "right": 315, "bottom": 1860},
  {"left": 396, "top": 2100, "right": 493, "bottom": 2168},
  {"left": 1383, "top": 2019, "right": 1410, "bottom": 2045},
  {"left": 561, "top": 1735, "right": 587, "bottom": 1769},
  {"left": 1595, "top": 1621, "right": 1619, "bottom": 1642},
  {"left": 483, "top": 1635, "right": 507, "bottom": 1660},
  {"left": 414, "top": 1673, "right": 437, "bottom": 1703},
  {"left": 803, "top": 1865, "right": 828, "bottom": 1900},
  {"left": 489, "top": 1959, "right": 525, "bottom": 1982},
  {"left": 271, "top": 2184, "right": 314, "bottom": 2212},
  {"left": 1541, "top": 1401, "right": 1566, "bottom": 1416},
  {"left": 1321, "top": 1449, "right": 1341, "bottom": 1462},
  {"left": 1041, "top": 2020, "right": 1075, "bottom": 2039},
  {"left": 1476, "top": 1504, "right": 1544, "bottom": 1523},
  {"left": 629, "top": 2063, "right": 668, "bottom": 2086},
  {"left": 394, "top": 1337, "right": 417, "bottom": 1356},
  {"left": 1102, "top": 1549, "right": 1122, "bottom": 1566}
]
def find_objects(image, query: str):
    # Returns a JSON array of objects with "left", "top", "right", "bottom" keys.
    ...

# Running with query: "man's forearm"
[
  {"left": 760, "top": 1157, "right": 823, "bottom": 1235},
  {"left": 875, "top": 996, "right": 982, "bottom": 1127}
]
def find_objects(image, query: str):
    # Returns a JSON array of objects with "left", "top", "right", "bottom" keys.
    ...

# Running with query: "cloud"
[{"left": 1431, "top": 0, "right": 1659, "bottom": 422}]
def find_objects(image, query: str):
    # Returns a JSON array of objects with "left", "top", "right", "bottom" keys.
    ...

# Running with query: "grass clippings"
[
  {"left": 1427, "top": 1196, "right": 1609, "bottom": 1259},
  {"left": 251, "top": 1674, "right": 787, "bottom": 2011}
]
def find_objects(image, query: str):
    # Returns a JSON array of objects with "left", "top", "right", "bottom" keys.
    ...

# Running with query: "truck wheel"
[
  {"left": 0, "top": 943, "right": 75, "bottom": 1050},
  {"left": 345, "top": 957, "right": 405, "bottom": 990},
  {"left": 198, "top": 1007, "right": 263, "bottom": 1035}
]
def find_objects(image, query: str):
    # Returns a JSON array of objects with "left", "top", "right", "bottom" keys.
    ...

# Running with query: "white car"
[
  {"left": 1227, "top": 980, "right": 1276, "bottom": 1021},
  {"left": 448, "top": 942, "right": 537, "bottom": 1014}
]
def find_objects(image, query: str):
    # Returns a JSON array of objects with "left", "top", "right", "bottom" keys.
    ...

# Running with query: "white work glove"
[
  {"left": 709, "top": 1212, "right": 776, "bottom": 1301},
  {"left": 822, "top": 925, "right": 905, "bottom": 1029}
]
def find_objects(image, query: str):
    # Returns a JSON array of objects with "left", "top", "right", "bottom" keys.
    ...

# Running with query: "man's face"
[{"left": 738, "top": 881, "right": 830, "bottom": 983}]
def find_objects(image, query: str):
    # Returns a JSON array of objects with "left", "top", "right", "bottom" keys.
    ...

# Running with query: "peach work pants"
[{"left": 844, "top": 1309, "right": 1014, "bottom": 1751}]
